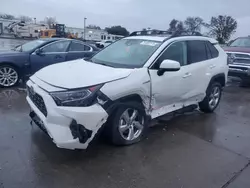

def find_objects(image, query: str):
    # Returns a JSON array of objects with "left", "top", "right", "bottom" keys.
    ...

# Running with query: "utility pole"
[
  {"left": 84, "top": 17, "right": 87, "bottom": 41},
  {"left": 34, "top": 18, "right": 36, "bottom": 24}
]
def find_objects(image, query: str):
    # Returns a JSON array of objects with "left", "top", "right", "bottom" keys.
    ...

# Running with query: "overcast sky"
[{"left": 1, "top": 0, "right": 250, "bottom": 37}]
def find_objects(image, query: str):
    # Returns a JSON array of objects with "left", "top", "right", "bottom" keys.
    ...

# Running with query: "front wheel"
[
  {"left": 107, "top": 101, "right": 148, "bottom": 146},
  {"left": 0, "top": 65, "right": 19, "bottom": 88},
  {"left": 199, "top": 82, "right": 222, "bottom": 113}
]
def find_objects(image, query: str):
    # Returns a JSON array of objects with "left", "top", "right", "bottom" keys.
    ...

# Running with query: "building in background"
[{"left": 65, "top": 26, "right": 123, "bottom": 41}]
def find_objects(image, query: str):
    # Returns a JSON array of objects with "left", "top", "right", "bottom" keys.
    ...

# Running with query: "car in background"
[
  {"left": 96, "top": 40, "right": 114, "bottom": 48},
  {"left": 224, "top": 37, "right": 250, "bottom": 86},
  {"left": 0, "top": 38, "right": 99, "bottom": 87}
]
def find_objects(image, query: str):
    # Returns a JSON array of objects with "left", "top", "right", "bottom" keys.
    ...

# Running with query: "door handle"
[
  {"left": 182, "top": 72, "right": 192, "bottom": 78},
  {"left": 210, "top": 65, "right": 216, "bottom": 69}
]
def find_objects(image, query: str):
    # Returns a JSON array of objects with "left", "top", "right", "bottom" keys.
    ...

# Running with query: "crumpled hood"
[{"left": 34, "top": 59, "right": 133, "bottom": 89}]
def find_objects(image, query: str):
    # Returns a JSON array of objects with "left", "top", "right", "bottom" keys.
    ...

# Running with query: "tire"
[
  {"left": 107, "top": 101, "right": 148, "bottom": 146},
  {"left": 199, "top": 82, "right": 222, "bottom": 113},
  {"left": 0, "top": 65, "right": 20, "bottom": 88}
]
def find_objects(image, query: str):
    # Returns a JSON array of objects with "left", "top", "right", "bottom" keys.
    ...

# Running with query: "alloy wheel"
[
  {"left": 208, "top": 86, "right": 221, "bottom": 109},
  {"left": 0, "top": 67, "right": 18, "bottom": 87},
  {"left": 118, "top": 108, "right": 144, "bottom": 141}
]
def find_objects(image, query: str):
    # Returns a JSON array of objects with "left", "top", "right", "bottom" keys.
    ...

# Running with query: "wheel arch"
[
  {"left": 207, "top": 73, "right": 226, "bottom": 90},
  {"left": 0, "top": 62, "right": 21, "bottom": 75}
]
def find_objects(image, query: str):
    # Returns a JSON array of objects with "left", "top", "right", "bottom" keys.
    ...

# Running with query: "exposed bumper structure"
[{"left": 26, "top": 80, "right": 108, "bottom": 150}]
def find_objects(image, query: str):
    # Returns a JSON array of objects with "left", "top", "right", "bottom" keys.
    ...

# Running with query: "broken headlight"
[{"left": 50, "top": 85, "right": 103, "bottom": 107}]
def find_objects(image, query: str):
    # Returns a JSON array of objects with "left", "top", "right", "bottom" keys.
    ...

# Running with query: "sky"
[{"left": 1, "top": 0, "right": 250, "bottom": 38}]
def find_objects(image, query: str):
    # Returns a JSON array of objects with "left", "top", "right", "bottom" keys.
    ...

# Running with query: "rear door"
[
  {"left": 66, "top": 41, "right": 94, "bottom": 61},
  {"left": 184, "top": 40, "right": 218, "bottom": 102},
  {"left": 30, "top": 40, "right": 70, "bottom": 73}
]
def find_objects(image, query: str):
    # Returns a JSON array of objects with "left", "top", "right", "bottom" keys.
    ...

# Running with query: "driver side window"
[
  {"left": 154, "top": 41, "right": 187, "bottom": 69},
  {"left": 42, "top": 41, "right": 70, "bottom": 53}
]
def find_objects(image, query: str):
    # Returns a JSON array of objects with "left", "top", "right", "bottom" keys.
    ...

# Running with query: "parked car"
[
  {"left": 0, "top": 38, "right": 99, "bottom": 87},
  {"left": 224, "top": 37, "right": 250, "bottom": 86},
  {"left": 26, "top": 33, "right": 228, "bottom": 150},
  {"left": 96, "top": 40, "right": 114, "bottom": 48}
]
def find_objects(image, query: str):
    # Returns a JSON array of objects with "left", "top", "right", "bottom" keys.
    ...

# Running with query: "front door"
[
  {"left": 149, "top": 41, "right": 194, "bottom": 118},
  {"left": 30, "top": 40, "right": 70, "bottom": 73}
]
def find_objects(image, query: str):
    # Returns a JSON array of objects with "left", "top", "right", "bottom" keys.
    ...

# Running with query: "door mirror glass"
[
  {"left": 157, "top": 59, "right": 180, "bottom": 76},
  {"left": 35, "top": 48, "right": 43, "bottom": 55}
]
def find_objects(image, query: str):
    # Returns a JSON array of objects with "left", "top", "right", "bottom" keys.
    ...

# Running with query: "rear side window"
[
  {"left": 206, "top": 42, "right": 219, "bottom": 58},
  {"left": 187, "top": 41, "right": 207, "bottom": 64}
]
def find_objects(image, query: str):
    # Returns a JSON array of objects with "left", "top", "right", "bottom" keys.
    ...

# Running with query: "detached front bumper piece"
[{"left": 26, "top": 80, "right": 109, "bottom": 150}]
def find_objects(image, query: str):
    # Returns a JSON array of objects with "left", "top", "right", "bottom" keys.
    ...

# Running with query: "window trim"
[
  {"left": 68, "top": 41, "right": 93, "bottom": 52},
  {"left": 149, "top": 40, "right": 188, "bottom": 69},
  {"left": 38, "top": 40, "right": 71, "bottom": 54}
]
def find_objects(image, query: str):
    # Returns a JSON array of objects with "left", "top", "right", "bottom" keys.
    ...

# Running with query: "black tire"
[
  {"left": 199, "top": 82, "right": 222, "bottom": 113},
  {"left": 0, "top": 65, "right": 20, "bottom": 88},
  {"left": 107, "top": 101, "right": 148, "bottom": 146}
]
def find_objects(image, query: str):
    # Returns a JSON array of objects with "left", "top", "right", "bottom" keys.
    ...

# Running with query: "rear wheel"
[
  {"left": 107, "top": 101, "right": 148, "bottom": 146},
  {"left": 199, "top": 82, "right": 222, "bottom": 113},
  {"left": 0, "top": 65, "right": 19, "bottom": 88}
]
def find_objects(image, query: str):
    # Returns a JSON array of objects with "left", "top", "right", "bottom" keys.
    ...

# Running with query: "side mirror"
[
  {"left": 35, "top": 48, "right": 43, "bottom": 55},
  {"left": 157, "top": 59, "right": 181, "bottom": 76}
]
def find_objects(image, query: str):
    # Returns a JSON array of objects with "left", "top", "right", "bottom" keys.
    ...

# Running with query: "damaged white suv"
[{"left": 26, "top": 32, "right": 228, "bottom": 149}]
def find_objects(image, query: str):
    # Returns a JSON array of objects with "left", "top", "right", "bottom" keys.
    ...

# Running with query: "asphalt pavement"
[{"left": 0, "top": 80, "right": 250, "bottom": 188}]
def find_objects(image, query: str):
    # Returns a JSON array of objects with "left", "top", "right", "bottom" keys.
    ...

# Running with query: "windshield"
[
  {"left": 230, "top": 38, "right": 250, "bottom": 48},
  {"left": 16, "top": 40, "right": 46, "bottom": 52},
  {"left": 91, "top": 39, "right": 161, "bottom": 68}
]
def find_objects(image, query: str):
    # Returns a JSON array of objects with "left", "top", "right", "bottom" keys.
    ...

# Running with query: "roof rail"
[{"left": 129, "top": 30, "right": 203, "bottom": 38}]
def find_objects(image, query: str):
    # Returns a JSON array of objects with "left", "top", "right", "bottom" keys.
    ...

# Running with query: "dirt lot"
[{"left": 0, "top": 80, "right": 250, "bottom": 188}]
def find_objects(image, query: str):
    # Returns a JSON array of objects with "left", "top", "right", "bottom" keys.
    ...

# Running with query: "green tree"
[
  {"left": 105, "top": 26, "right": 129, "bottom": 36},
  {"left": 206, "top": 15, "right": 237, "bottom": 44},
  {"left": 184, "top": 17, "right": 204, "bottom": 34},
  {"left": 168, "top": 19, "right": 186, "bottom": 35}
]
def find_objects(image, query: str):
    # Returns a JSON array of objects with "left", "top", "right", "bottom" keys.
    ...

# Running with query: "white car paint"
[
  {"left": 26, "top": 35, "right": 228, "bottom": 150},
  {"left": 35, "top": 60, "right": 133, "bottom": 89}
]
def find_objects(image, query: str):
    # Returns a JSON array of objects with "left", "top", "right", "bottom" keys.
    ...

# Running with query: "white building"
[{"left": 65, "top": 26, "right": 123, "bottom": 41}]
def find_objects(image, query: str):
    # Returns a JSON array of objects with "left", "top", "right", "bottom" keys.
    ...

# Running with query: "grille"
[
  {"left": 27, "top": 86, "right": 47, "bottom": 117},
  {"left": 227, "top": 52, "right": 250, "bottom": 65}
]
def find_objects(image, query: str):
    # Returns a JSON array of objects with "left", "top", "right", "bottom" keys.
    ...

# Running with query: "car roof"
[
  {"left": 39, "top": 38, "right": 70, "bottom": 42},
  {"left": 124, "top": 35, "right": 218, "bottom": 44}
]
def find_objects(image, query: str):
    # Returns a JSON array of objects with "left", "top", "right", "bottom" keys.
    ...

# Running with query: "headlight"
[{"left": 50, "top": 85, "right": 103, "bottom": 107}]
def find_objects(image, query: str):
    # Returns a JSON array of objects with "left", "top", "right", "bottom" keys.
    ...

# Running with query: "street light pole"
[{"left": 84, "top": 17, "right": 87, "bottom": 41}]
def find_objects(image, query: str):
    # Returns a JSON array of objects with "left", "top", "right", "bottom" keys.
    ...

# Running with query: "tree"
[
  {"left": 105, "top": 26, "right": 129, "bottom": 36},
  {"left": 167, "top": 19, "right": 186, "bottom": 35},
  {"left": 86, "top": 25, "right": 101, "bottom": 30},
  {"left": 206, "top": 15, "right": 237, "bottom": 44},
  {"left": 19, "top": 15, "right": 32, "bottom": 22},
  {"left": 44, "top": 17, "right": 57, "bottom": 28},
  {"left": 0, "top": 13, "right": 15, "bottom": 20},
  {"left": 184, "top": 17, "right": 204, "bottom": 34}
]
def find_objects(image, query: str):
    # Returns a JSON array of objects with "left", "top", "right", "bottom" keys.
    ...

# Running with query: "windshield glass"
[
  {"left": 91, "top": 39, "right": 161, "bottom": 68},
  {"left": 17, "top": 40, "right": 46, "bottom": 52},
  {"left": 230, "top": 38, "right": 250, "bottom": 48}
]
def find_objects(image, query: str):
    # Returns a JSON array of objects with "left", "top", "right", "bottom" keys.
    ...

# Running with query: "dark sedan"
[{"left": 0, "top": 38, "right": 99, "bottom": 87}]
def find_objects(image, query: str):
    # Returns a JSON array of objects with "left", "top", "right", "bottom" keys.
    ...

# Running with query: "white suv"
[{"left": 26, "top": 33, "right": 228, "bottom": 150}]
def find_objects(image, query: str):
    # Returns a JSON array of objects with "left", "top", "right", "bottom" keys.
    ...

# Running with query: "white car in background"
[
  {"left": 26, "top": 32, "right": 228, "bottom": 150},
  {"left": 96, "top": 40, "right": 114, "bottom": 48}
]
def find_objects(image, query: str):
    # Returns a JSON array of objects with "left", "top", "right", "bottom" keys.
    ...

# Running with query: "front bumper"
[
  {"left": 26, "top": 80, "right": 108, "bottom": 150},
  {"left": 228, "top": 65, "right": 250, "bottom": 79}
]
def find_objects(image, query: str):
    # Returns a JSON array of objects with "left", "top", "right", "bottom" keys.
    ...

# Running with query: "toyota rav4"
[{"left": 26, "top": 32, "right": 228, "bottom": 150}]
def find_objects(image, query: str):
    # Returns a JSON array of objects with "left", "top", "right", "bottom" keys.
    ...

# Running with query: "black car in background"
[{"left": 0, "top": 38, "right": 99, "bottom": 87}]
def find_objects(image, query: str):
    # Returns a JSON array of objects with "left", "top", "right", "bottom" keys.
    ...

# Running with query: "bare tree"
[
  {"left": 19, "top": 15, "right": 32, "bottom": 22},
  {"left": 206, "top": 15, "right": 237, "bottom": 44},
  {"left": 44, "top": 17, "right": 57, "bottom": 28},
  {"left": 184, "top": 17, "right": 204, "bottom": 34}
]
